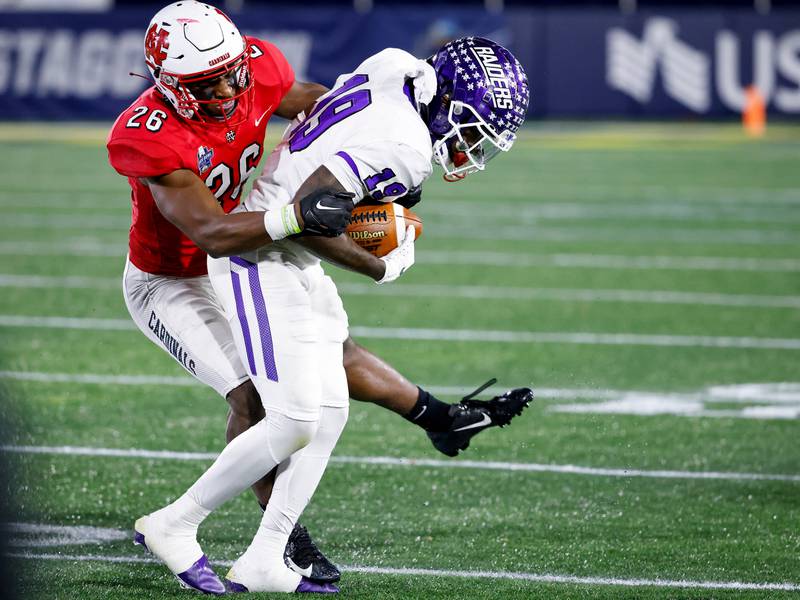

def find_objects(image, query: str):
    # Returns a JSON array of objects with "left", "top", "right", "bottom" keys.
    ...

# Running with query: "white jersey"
[{"left": 244, "top": 48, "right": 436, "bottom": 266}]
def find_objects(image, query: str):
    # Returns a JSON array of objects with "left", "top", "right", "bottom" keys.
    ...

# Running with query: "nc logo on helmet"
[{"left": 145, "top": 23, "right": 170, "bottom": 67}]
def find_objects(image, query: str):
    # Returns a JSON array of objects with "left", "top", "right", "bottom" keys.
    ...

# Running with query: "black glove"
[
  {"left": 394, "top": 185, "right": 422, "bottom": 209},
  {"left": 297, "top": 189, "right": 356, "bottom": 237}
]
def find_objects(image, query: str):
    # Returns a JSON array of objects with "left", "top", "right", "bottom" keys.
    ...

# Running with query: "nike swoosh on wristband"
[
  {"left": 412, "top": 405, "right": 427, "bottom": 420},
  {"left": 452, "top": 413, "right": 492, "bottom": 432},
  {"left": 315, "top": 201, "right": 342, "bottom": 211},
  {"left": 285, "top": 557, "right": 313, "bottom": 578},
  {"left": 254, "top": 105, "right": 273, "bottom": 127}
]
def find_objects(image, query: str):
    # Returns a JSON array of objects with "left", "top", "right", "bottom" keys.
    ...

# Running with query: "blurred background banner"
[{"left": 0, "top": 6, "right": 798, "bottom": 120}]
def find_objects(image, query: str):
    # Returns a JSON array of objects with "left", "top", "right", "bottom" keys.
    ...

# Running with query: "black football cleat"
[
  {"left": 427, "top": 378, "right": 534, "bottom": 457},
  {"left": 284, "top": 523, "right": 341, "bottom": 584}
]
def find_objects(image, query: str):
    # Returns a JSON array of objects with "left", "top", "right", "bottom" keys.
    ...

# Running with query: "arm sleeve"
[
  {"left": 323, "top": 143, "right": 432, "bottom": 203},
  {"left": 107, "top": 138, "right": 185, "bottom": 178}
]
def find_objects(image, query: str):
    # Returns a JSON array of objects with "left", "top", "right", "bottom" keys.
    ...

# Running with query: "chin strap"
[{"left": 443, "top": 172, "right": 467, "bottom": 182}]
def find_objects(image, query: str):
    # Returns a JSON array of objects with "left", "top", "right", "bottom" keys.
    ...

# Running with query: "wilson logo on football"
[
  {"left": 348, "top": 230, "right": 386, "bottom": 240},
  {"left": 144, "top": 23, "right": 170, "bottom": 67}
]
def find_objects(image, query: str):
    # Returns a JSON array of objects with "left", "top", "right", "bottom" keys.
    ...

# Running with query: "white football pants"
[{"left": 155, "top": 252, "right": 351, "bottom": 571}]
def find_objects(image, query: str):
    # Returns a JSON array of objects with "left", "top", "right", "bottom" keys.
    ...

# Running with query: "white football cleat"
[
  {"left": 134, "top": 512, "right": 225, "bottom": 595},
  {"left": 224, "top": 553, "right": 339, "bottom": 593}
]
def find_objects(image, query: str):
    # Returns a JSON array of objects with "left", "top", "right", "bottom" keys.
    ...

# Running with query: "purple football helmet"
[{"left": 425, "top": 36, "right": 530, "bottom": 181}]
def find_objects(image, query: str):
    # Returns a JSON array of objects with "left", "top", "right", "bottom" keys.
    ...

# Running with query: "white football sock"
[
  {"left": 160, "top": 412, "right": 318, "bottom": 530},
  {"left": 243, "top": 406, "right": 348, "bottom": 566}
]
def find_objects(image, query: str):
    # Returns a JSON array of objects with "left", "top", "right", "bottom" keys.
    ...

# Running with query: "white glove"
[{"left": 377, "top": 225, "right": 416, "bottom": 284}]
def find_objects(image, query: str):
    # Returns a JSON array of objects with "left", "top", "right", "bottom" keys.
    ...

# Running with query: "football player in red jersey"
[
  {"left": 108, "top": 2, "right": 530, "bottom": 593},
  {"left": 107, "top": 2, "right": 354, "bottom": 589}
]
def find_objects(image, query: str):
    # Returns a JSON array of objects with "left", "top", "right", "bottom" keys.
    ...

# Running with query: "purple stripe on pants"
[
  {"left": 229, "top": 266, "right": 257, "bottom": 376},
  {"left": 231, "top": 256, "right": 279, "bottom": 382}
]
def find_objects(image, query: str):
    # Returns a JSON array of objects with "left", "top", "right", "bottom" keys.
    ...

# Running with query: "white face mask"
[{"left": 431, "top": 100, "right": 516, "bottom": 182}]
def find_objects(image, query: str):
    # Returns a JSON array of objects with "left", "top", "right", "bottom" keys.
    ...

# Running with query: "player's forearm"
[
  {"left": 296, "top": 235, "right": 386, "bottom": 281},
  {"left": 195, "top": 212, "right": 274, "bottom": 258},
  {"left": 275, "top": 82, "right": 329, "bottom": 120},
  {"left": 196, "top": 204, "right": 309, "bottom": 258}
]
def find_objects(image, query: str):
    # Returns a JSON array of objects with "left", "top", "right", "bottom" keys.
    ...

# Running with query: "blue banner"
[
  {"left": 519, "top": 10, "right": 800, "bottom": 117},
  {"left": 0, "top": 7, "right": 798, "bottom": 120}
]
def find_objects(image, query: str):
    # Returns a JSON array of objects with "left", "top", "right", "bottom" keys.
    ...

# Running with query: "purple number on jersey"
[
  {"left": 288, "top": 74, "right": 372, "bottom": 153},
  {"left": 364, "top": 168, "right": 408, "bottom": 201}
]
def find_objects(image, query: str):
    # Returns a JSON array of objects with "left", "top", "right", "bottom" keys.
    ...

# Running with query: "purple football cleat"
[
  {"left": 174, "top": 555, "right": 226, "bottom": 596},
  {"left": 223, "top": 578, "right": 248, "bottom": 593},
  {"left": 134, "top": 528, "right": 224, "bottom": 595},
  {"left": 296, "top": 577, "right": 339, "bottom": 593},
  {"left": 133, "top": 530, "right": 148, "bottom": 551}
]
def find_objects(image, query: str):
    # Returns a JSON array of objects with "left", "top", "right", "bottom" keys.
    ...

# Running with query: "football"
[{"left": 345, "top": 202, "right": 423, "bottom": 257}]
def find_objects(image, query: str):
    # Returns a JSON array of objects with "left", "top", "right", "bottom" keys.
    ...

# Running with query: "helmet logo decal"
[
  {"left": 471, "top": 46, "right": 513, "bottom": 109},
  {"left": 144, "top": 23, "right": 170, "bottom": 67}
]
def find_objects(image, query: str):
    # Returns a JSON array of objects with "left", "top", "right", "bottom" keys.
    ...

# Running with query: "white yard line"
[
  {"left": 5, "top": 523, "right": 128, "bottom": 547},
  {"left": 0, "top": 215, "right": 129, "bottom": 229},
  {"left": 2, "top": 214, "right": 797, "bottom": 245},
  {"left": 423, "top": 201, "right": 800, "bottom": 224},
  {"left": 2, "top": 241, "right": 800, "bottom": 274},
  {"left": 0, "top": 274, "right": 120, "bottom": 289},
  {"left": 0, "top": 370, "right": 201, "bottom": 387},
  {"left": 1, "top": 369, "right": 797, "bottom": 403},
  {"left": 5, "top": 371, "right": 798, "bottom": 422},
  {"left": 3, "top": 182, "right": 800, "bottom": 201},
  {"left": 343, "top": 283, "right": 800, "bottom": 308},
  {"left": 0, "top": 370, "right": 616, "bottom": 399},
  {"left": 348, "top": 327, "right": 800, "bottom": 350},
  {"left": 3, "top": 274, "right": 799, "bottom": 309},
  {"left": 3, "top": 315, "right": 799, "bottom": 349},
  {"left": 3, "top": 444, "right": 799, "bottom": 483},
  {"left": 0, "top": 241, "right": 123, "bottom": 257},
  {"left": 425, "top": 225, "right": 800, "bottom": 245},
  {"left": 419, "top": 251, "right": 800, "bottom": 273},
  {"left": 7, "top": 550, "right": 800, "bottom": 591},
  {"left": 0, "top": 315, "right": 135, "bottom": 330},
  {"left": 5, "top": 201, "right": 800, "bottom": 223}
]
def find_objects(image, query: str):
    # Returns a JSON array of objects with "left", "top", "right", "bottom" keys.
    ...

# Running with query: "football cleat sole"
[{"left": 224, "top": 575, "right": 337, "bottom": 594}]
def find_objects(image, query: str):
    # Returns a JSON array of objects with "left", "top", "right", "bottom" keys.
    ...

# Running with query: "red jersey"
[{"left": 107, "top": 37, "right": 294, "bottom": 277}]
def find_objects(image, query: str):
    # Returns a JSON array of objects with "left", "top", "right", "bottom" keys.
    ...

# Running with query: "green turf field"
[{"left": 1, "top": 122, "right": 799, "bottom": 599}]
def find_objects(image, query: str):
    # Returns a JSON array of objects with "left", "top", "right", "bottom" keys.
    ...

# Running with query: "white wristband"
[{"left": 263, "top": 205, "right": 301, "bottom": 241}]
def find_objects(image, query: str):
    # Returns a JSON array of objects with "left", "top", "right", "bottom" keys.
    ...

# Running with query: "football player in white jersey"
[{"left": 134, "top": 37, "right": 532, "bottom": 594}]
